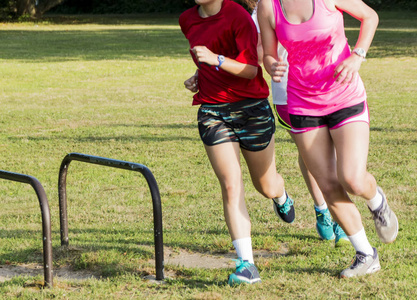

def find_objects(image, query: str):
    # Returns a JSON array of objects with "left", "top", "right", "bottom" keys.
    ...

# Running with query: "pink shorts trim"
[{"left": 330, "top": 102, "right": 369, "bottom": 130}]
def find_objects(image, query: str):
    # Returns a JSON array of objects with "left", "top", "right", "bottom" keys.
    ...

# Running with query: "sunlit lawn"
[{"left": 0, "top": 11, "right": 416, "bottom": 299}]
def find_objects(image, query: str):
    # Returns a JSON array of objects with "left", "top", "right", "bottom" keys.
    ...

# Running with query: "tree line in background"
[{"left": 1, "top": 0, "right": 416, "bottom": 20}]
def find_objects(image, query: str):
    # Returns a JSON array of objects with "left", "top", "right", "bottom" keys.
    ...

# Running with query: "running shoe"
[
  {"left": 369, "top": 187, "right": 399, "bottom": 244},
  {"left": 228, "top": 259, "right": 261, "bottom": 286},
  {"left": 340, "top": 247, "right": 380, "bottom": 278},
  {"left": 272, "top": 193, "right": 295, "bottom": 223},
  {"left": 333, "top": 222, "right": 350, "bottom": 248},
  {"left": 315, "top": 207, "right": 335, "bottom": 240}
]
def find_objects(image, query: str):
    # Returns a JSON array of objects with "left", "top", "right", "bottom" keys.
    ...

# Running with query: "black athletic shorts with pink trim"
[
  {"left": 289, "top": 101, "right": 369, "bottom": 134},
  {"left": 197, "top": 98, "right": 275, "bottom": 151}
]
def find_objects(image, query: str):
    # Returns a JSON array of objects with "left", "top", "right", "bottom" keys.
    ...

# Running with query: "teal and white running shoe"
[
  {"left": 228, "top": 259, "right": 261, "bottom": 286},
  {"left": 315, "top": 207, "right": 335, "bottom": 240},
  {"left": 273, "top": 193, "right": 295, "bottom": 223},
  {"left": 333, "top": 222, "right": 350, "bottom": 248}
]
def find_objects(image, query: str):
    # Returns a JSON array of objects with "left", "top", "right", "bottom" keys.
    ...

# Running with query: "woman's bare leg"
[
  {"left": 204, "top": 142, "right": 250, "bottom": 241},
  {"left": 241, "top": 137, "right": 285, "bottom": 199},
  {"left": 291, "top": 127, "right": 364, "bottom": 236}
]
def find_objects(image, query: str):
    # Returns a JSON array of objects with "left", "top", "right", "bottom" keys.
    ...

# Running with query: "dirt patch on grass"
[
  {"left": 0, "top": 245, "right": 289, "bottom": 283},
  {"left": 0, "top": 264, "right": 98, "bottom": 283},
  {"left": 163, "top": 246, "right": 289, "bottom": 269}
]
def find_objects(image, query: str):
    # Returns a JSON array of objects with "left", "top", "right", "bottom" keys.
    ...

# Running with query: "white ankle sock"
[
  {"left": 314, "top": 202, "right": 328, "bottom": 211},
  {"left": 273, "top": 188, "right": 287, "bottom": 205},
  {"left": 367, "top": 189, "right": 383, "bottom": 211},
  {"left": 348, "top": 227, "right": 374, "bottom": 256},
  {"left": 232, "top": 237, "right": 254, "bottom": 264}
]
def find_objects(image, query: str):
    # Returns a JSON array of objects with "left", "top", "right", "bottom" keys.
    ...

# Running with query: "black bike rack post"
[
  {"left": 0, "top": 170, "right": 53, "bottom": 288},
  {"left": 58, "top": 152, "right": 164, "bottom": 280}
]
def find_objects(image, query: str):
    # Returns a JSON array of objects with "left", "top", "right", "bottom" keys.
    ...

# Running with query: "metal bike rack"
[
  {"left": 58, "top": 152, "right": 164, "bottom": 280},
  {"left": 0, "top": 170, "right": 53, "bottom": 288}
]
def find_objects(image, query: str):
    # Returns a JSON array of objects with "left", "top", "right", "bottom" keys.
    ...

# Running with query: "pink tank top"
[{"left": 273, "top": 0, "right": 366, "bottom": 116}]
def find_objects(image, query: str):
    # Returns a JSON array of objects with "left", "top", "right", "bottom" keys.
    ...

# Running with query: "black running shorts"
[{"left": 197, "top": 98, "right": 275, "bottom": 151}]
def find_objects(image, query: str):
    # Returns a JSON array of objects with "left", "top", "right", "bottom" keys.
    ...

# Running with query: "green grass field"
[{"left": 0, "top": 11, "right": 416, "bottom": 299}]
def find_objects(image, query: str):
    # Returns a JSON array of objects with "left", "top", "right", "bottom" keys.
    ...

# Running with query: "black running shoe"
[{"left": 272, "top": 193, "right": 295, "bottom": 223}]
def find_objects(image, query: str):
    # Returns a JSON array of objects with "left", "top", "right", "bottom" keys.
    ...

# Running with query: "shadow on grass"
[
  {"left": 0, "top": 227, "right": 233, "bottom": 263},
  {"left": 0, "top": 28, "right": 188, "bottom": 62},
  {"left": 0, "top": 226, "right": 340, "bottom": 287},
  {"left": 9, "top": 128, "right": 415, "bottom": 145},
  {"left": 6, "top": 122, "right": 200, "bottom": 143},
  {"left": 371, "top": 127, "right": 417, "bottom": 133},
  {"left": 109, "top": 123, "right": 197, "bottom": 129},
  {"left": 0, "top": 226, "right": 311, "bottom": 261},
  {"left": 1, "top": 13, "right": 416, "bottom": 62},
  {"left": 7, "top": 134, "right": 200, "bottom": 143},
  {"left": 5, "top": 123, "right": 413, "bottom": 143},
  {"left": 163, "top": 277, "right": 229, "bottom": 288},
  {"left": 0, "top": 228, "right": 155, "bottom": 262},
  {"left": 18, "top": 135, "right": 198, "bottom": 143},
  {"left": 273, "top": 265, "right": 339, "bottom": 277},
  {"left": 41, "top": 14, "right": 181, "bottom": 26}
]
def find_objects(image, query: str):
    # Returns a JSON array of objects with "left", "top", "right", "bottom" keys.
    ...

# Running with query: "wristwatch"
[
  {"left": 216, "top": 55, "right": 225, "bottom": 71},
  {"left": 353, "top": 48, "right": 366, "bottom": 59}
]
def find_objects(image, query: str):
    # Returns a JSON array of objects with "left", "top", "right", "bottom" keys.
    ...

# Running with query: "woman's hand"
[
  {"left": 270, "top": 56, "right": 288, "bottom": 82},
  {"left": 334, "top": 54, "right": 364, "bottom": 85},
  {"left": 191, "top": 46, "right": 218, "bottom": 66},
  {"left": 184, "top": 72, "right": 199, "bottom": 93},
  {"left": 191, "top": 46, "right": 257, "bottom": 79}
]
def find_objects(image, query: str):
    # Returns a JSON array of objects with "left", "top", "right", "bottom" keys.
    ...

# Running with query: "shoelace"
[
  {"left": 333, "top": 223, "right": 344, "bottom": 235},
  {"left": 233, "top": 258, "right": 249, "bottom": 271},
  {"left": 317, "top": 212, "right": 333, "bottom": 226},
  {"left": 351, "top": 253, "right": 367, "bottom": 268},
  {"left": 373, "top": 205, "right": 388, "bottom": 226},
  {"left": 279, "top": 198, "right": 292, "bottom": 214}
]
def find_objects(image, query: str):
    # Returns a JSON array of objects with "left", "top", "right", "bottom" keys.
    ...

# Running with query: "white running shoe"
[
  {"left": 340, "top": 247, "right": 381, "bottom": 278},
  {"left": 369, "top": 187, "right": 399, "bottom": 244}
]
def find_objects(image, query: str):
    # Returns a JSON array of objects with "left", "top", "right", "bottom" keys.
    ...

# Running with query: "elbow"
[
  {"left": 246, "top": 70, "right": 258, "bottom": 80},
  {"left": 373, "top": 10, "right": 379, "bottom": 27},
  {"left": 235, "top": 65, "right": 258, "bottom": 79},
  {"left": 368, "top": 9, "right": 379, "bottom": 28},
  {"left": 244, "top": 65, "right": 258, "bottom": 80}
]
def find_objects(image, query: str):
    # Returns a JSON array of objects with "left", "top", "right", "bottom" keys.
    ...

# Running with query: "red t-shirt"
[{"left": 179, "top": 0, "right": 269, "bottom": 105}]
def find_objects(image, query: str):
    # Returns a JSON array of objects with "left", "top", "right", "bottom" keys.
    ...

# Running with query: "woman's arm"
[
  {"left": 335, "top": 0, "right": 379, "bottom": 52},
  {"left": 258, "top": 0, "right": 287, "bottom": 82},
  {"left": 333, "top": 0, "right": 379, "bottom": 84},
  {"left": 191, "top": 46, "right": 258, "bottom": 79},
  {"left": 256, "top": 33, "right": 264, "bottom": 66}
]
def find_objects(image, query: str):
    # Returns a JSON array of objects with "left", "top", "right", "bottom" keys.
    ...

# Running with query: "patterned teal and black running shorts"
[{"left": 197, "top": 98, "right": 275, "bottom": 152}]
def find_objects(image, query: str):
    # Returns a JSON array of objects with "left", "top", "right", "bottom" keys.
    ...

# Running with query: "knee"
[
  {"left": 254, "top": 176, "right": 284, "bottom": 199},
  {"left": 339, "top": 174, "right": 367, "bottom": 196},
  {"left": 221, "top": 181, "right": 243, "bottom": 204},
  {"left": 317, "top": 178, "right": 343, "bottom": 200},
  {"left": 257, "top": 186, "right": 277, "bottom": 199}
]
